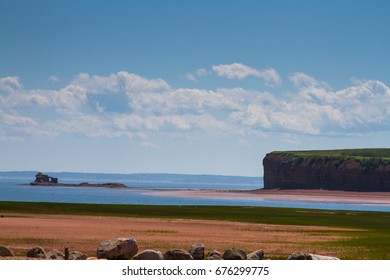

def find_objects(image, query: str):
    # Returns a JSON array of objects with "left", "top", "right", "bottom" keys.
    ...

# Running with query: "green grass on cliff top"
[{"left": 271, "top": 148, "right": 390, "bottom": 160}]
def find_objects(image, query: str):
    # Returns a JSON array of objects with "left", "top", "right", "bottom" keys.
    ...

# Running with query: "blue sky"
[{"left": 1, "top": 0, "right": 390, "bottom": 176}]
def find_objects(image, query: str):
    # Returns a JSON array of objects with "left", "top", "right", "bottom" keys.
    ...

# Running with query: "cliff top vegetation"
[
  {"left": 270, "top": 148, "right": 390, "bottom": 170},
  {"left": 271, "top": 148, "right": 390, "bottom": 159}
]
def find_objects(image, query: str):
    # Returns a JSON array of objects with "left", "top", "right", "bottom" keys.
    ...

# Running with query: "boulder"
[
  {"left": 69, "top": 251, "right": 87, "bottom": 260},
  {"left": 188, "top": 243, "right": 205, "bottom": 260},
  {"left": 247, "top": 249, "right": 265, "bottom": 260},
  {"left": 206, "top": 254, "right": 222, "bottom": 260},
  {"left": 47, "top": 249, "right": 65, "bottom": 260},
  {"left": 288, "top": 251, "right": 339, "bottom": 260},
  {"left": 0, "top": 246, "right": 14, "bottom": 257},
  {"left": 133, "top": 250, "right": 164, "bottom": 260},
  {"left": 26, "top": 246, "right": 47, "bottom": 259},
  {"left": 309, "top": 253, "right": 339, "bottom": 260},
  {"left": 164, "top": 249, "right": 193, "bottom": 260},
  {"left": 97, "top": 237, "right": 138, "bottom": 260},
  {"left": 206, "top": 250, "right": 221, "bottom": 260},
  {"left": 208, "top": 250, "right": 221, "bottom": 257},
  {"left": 223, "top": 248, "right": 246, "bottom": 260},
  {"left": 287, "top": 251, "right": 312, "bottom": 260}
]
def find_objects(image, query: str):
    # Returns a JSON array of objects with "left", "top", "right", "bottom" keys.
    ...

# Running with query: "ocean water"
[{"left": 1, "top": 172, "right": 390, "bottom": 212}]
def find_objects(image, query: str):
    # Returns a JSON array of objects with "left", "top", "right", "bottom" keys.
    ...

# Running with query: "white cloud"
[
  {"left": 1, "top": 70, "right": 390, "bottom": 143},
  {"left": 48, "top": 75, "right": 61, "bottom": 83},
  {"left": 0, "top": 76, "right": 22, "bottom": 93},
  {"left": 0, "top": 111, "right": 37, "bottom": 126},
  {"left": 185, "top": 68, "right": 211, "bottom": 82},
  {"left": 289, "top": 72, "right": 318, "bottom": 87},
  {"left": 212, "top": 63, "right": 282, "bottom": 86}
]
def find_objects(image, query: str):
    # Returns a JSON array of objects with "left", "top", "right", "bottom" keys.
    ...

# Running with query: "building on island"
[{"left": 34, "top": 172, "right": 58, "bottom": 184}]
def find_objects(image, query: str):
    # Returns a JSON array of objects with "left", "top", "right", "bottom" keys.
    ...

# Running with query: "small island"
[
  {"left": 263, "top": 148, "right": 390, "bottom": 192},
  {"left": 28, "top": 172, "right": 128, "bottom": 189}
]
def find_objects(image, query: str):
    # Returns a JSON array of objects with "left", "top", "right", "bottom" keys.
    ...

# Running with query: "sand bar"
[{"left": 150, "top": 188, "right": 390, "bottom": 207}]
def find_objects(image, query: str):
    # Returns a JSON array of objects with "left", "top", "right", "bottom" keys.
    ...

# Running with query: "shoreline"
[
  {"left": 20, "top": 182, "right": 129, "bottom": 189},
  {"left": 150, "top": 188, "right": 390, "bottom": 207},
  {"left": 22, "top": 181, "right": 390, "bottom": 207}
]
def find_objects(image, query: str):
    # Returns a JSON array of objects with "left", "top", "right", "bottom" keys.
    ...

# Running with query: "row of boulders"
[
  {"left": 0, "top": 237, "right": 339, "bottom": 260},
  {"left": 96, "top": 238, "right": 267, "bottom": 260},
  {"left": 0, "top": 245, "right": 88, "bottom": 260}
]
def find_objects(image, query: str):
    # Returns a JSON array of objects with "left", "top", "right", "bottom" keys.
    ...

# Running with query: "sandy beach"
[{"left": 152, "top": 188, "right": 390, "bottom": 207}]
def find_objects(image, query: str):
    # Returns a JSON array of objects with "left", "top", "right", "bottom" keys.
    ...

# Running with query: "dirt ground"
[{"left": 0, "top": 213, "right": 353, "bottom": 259}]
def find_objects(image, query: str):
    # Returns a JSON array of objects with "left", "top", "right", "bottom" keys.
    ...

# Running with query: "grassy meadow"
[{"left": 1, "top": 201, "right": 390, "bottom": 259}]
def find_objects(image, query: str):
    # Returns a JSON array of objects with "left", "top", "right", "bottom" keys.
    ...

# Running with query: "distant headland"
[
  {"left": 28, "top": 172, "right": 128, "bottom": 189},
  {"left": 263, "top": 148, "right": 390, "bottom": 192}
]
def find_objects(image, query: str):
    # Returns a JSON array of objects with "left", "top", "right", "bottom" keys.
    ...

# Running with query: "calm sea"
[{"left": 1, "top": 172, "right": 389, "bottom": 212}]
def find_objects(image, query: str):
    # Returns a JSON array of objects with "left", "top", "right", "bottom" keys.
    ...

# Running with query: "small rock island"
[
  {"left": 29, "top": 172, "right": 128, "bottom": 189},
  {"left": 263, "top": 149, "right": 390, "bottom": 192}
]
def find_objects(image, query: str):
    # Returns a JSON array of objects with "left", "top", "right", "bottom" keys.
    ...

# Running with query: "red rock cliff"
[{"left": 263, "top": 153, "right": 390, "bottom": 191}]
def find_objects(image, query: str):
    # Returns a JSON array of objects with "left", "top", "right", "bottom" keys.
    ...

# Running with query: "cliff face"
[{"left": 263, "top": 153, "right": 390, "bottom": 191}]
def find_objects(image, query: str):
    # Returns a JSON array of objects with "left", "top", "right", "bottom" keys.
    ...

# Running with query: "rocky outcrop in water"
[{"left": 263, "top": 152, "right": 390, "bottom": 191}]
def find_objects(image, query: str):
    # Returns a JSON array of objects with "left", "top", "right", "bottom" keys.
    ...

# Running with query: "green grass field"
[{"left": 1, "top": 201, "right": 390, "bottom": 259}]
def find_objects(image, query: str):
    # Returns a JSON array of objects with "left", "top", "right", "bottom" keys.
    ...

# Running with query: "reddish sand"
[
  {"left": 0, "top": 213, "right": 353, "bottom": 259},
  {"left": 152, "top": 188, "right": 390, "bottom": 207}
]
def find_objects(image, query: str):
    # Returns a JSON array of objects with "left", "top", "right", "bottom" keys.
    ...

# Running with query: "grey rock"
[
  {"left": 97, "top": 237, "right": 138, "bottom": 260},
  {"left": 208, "top": 250, "right": 221, "bottom": 258},
  {"left": 309, "top": 254, "right": 339, "bottom": 260},
  {"left": 288, "top": 251, "right": 339, "bottom": 260},
  {"left": 287, "top": 251, "right": 312, "bottom": 260},
  {"left": 164, "top": 249, "right": 194, "bottom": 260},
  {"left": 69, "top": 251, "right": 87, "bottom": 260},
  {"left": 26, "top": 246, "right": 47, "bottom": 259},
  {"left": 247, "top": 249, "right": 265, "bottom": 260},
  {"left": 133, "top": 250, "right": 164, "bottom": 260},
  {"left": 188, "top": 243, "right": 205, "bottom": 260},
  {"left": 47, "top": 249, "right": 65, "bottom": 260},
  {"left": 0, "top": 246, "right": 14, "bottom": 257},
  {"left": 223, "top": 248, "right": 247, "bottom": 260},
  {"left": 206, "top": 250, "right": 221, "bottom": 259},
  {"left": 206, "top": 254, "right": 222, "bottom": 260}
]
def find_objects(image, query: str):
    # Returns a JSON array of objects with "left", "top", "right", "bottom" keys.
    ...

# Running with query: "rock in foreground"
[
  {"left": 188, "top": 243, "right": 205, "bottom": 260},
  {"left": 26, "top": 246, "right": 47, "bottom": 259},
  {"left": 0, "top": 246, "right": 14, "bottom": 257},
  {"left": 288, "top": 251, "right": 339, "bottom": 260},
  {"left": 223, "top": 248, "right": 247, "bottom": 260},
  {"left": 164, "top": 249, "right": 193, "bottom": 260},
  {"left": 247, "top": 249, "right": 264, "bottom": 260},
  {"left": 133, "top": 250, "right": 164, "bottom": 260},
  {"left": 97, "top": 237, "right": 138, "bottom": 260}
]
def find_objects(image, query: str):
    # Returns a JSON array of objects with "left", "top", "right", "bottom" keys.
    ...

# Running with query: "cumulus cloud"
[
  {"left": 0, "top": 76, "right": 22, "bottom": 93},
  {"left": 1, "top": 70, "right": 390, "bottom": 144},
  {"left": 48, "top": 75, "right": 61, "bottom": 83},
  {"left": 185, "top": 68, "right": 211, "bottom": 82},
  {"left": 212, "top": 63, "right": 282, "bottom": 86}
]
